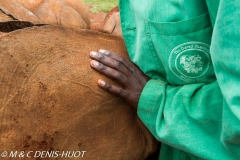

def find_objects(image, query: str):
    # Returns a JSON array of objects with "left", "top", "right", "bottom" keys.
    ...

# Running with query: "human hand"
[{"left": 90, "top": 49, "right": 150, "bottom": 108}]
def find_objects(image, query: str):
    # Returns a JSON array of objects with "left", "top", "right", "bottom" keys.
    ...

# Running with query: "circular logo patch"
[{"left": 169, "top": 42, "right": 211, "bottom": 82}]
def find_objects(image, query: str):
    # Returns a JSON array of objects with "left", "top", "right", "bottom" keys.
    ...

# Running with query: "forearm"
[
  {"left": 138, "top": 79, "right": 236, "bottom": 159},
  {"left": 211, "top": 0, "right": 240, "bottom": 158}
]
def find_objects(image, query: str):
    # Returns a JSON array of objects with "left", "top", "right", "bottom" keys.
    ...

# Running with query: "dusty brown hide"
[
  {"left": 103, "top": 6, "right": 119, "bottom": 24},
  {"left": 0, "top": 9, "right": 14, "bottom": 22},
  {"left": 0, "top": 0, "right": 90, "bottom": 29},
  {"left": 102, "top": 6, "right": 122, "bottom": 37},
  {"left": 0, "top": 26, "right": 158, "bottom": 160}
]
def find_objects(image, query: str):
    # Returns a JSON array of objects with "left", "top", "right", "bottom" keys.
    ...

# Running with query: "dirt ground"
[{"left": 86, "top": 4, "right": 107, "bottom": 31}]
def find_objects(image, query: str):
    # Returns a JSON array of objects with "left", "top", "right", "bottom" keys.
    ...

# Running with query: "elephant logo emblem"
[
  {"left": 169, "top": 42, "right": 213, "bottom": 83},
  {"left": 180, "top": 55, "right": 204, "bottom": 74}
]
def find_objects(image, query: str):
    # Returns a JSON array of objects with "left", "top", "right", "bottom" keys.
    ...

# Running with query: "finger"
[
  {"left": 98, "top": 79, "right": 129, "bottom": 98},
  {"left": 98, "top": 49, "right": 136, "bottom": 73},
  {"left": 90, "top": 51, "right": 131, "bottom": 76},
  {"left": 91, "top": 60, "right": 127, "bottom": 85}
]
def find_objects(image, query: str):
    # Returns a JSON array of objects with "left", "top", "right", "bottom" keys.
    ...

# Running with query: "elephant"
[{"left": 0, "top": 25, "right": 159, "bottom": 160}]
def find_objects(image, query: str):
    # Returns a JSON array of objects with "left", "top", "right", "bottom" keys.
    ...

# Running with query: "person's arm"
[
  {"left": 89, "top": 1, "right": 240, "bottom": 159},
  {"left": 140, "top": 0, "right": 240, "bottom": 157},
  {"left": 139, "top": 0, "right": 240, "bottom": 159},
  {"left": 89, "top": 49, "right": 236, "bottom": 159},
  {"left": 138, "top": 79, "right": 235, "bottom": 159},
  {"left": 210, "top": 0, "right": 240, "bottom": 158}
]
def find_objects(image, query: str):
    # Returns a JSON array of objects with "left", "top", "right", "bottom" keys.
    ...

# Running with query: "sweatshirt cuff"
[{"left": 137, "top": 79, "right": 166, "bottom": 136}]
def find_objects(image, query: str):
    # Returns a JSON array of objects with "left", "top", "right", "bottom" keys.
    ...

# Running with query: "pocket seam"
[
  {"left": 148, "top": 26, "right": 212, "bottom": 36},
  {"left": 145, "top": 21, "right": 168, "bottom": 76},
  {"left": 146, "top": 13, "right": 212, "bottom": 36}
]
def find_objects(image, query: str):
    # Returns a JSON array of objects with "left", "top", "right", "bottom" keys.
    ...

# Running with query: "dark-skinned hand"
[{"left": 90, "top": 49, "right": 150, "bottom": 108}]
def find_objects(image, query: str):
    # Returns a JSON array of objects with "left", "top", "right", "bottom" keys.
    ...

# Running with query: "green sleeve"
[
  {"left": 138, "top": 79, "right": 236, "bottom": 159},
  {"left": 211, "top": 0, "right": 240, "bottom": 158}
]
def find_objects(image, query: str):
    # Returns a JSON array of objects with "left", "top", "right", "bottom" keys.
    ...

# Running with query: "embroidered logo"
[
  {"left": 180, "top": 55, "right": 204, "bottom": 74},
  {"left": 169, "top": 42, "right": 211, "bottom": 82}
]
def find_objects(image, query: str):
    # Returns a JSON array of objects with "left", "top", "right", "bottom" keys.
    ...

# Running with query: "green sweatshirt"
[{"left": 119, "top": 0, "right": 240, "bottom": 159}]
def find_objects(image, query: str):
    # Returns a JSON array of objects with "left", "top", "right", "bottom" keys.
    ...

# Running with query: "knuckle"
[
  {"left": 125, "top": 91, "right": 130, "bottom": 97},
  {"left": 118, "top": 89, "right": 129, "bottom": 97},
  {"left": 99, "top": 63, "right": 107, "bottom": 70},
  {"left": 114, "top": 61, "right": 122, "bottom": 68},
  {"left": 130, "top": 66, "right": 137, "bottom": 73},
  {"left": 104, "top": 82, "right": 111, "bottom": 89},
  {"left": 118, "top": 88, "right": 124, "bottom": 96},
  {"left": 104, "top": 50, "right": 111, "bottom": 56},
  {"left": 99, "top": 54, "right": 105, "bottom": 60},
  {"left": 122, "top": 58, "right": 129, "bottom": 65},
  {"left": 132, "top": 68, "right": 137, "bottom": 73},
  {"left": 120, "top": 57, "right": 125, "bottom": 63},
  {"left": 115, "top": 72, "right": 124, "bottom": 80}
]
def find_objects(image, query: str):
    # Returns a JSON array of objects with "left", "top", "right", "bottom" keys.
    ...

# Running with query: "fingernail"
[
  {"left": 90, "top": 51, "right": 98, "bottom": 57},
  {"left": 91, "top": 60, "right": 99, "bottom": 67},
  {"left": 99, "top": 49, "right": 109, "bottom": 55},
  {"left": 98, "top": 79, "right": 106, "bottom": 86},
  {"left": 99, "top": 49, "right": 105, "bottom": 53}
]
